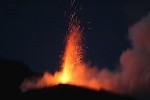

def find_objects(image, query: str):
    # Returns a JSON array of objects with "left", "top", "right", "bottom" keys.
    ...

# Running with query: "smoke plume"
[
  {"left": 118, "top": 13, "right": 150, "bottom": 93},
  {"left": 96, "top": 13, "right": 150, "bottom": 94}
]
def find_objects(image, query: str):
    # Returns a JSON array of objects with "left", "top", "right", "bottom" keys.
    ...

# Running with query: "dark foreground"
[{"left": 1, "top": 58, "right": 137, "bottom": 100}]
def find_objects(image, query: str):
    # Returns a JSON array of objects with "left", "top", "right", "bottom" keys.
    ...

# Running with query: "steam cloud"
[
  {"left": 97, "top": 13, "right": 150, "bottom": 94},
  {"left": 21, "top": 13, "right": 150, "bottom": 95},
  {"left": 119, "top": 13, "right": 150, "bottom": 93}
]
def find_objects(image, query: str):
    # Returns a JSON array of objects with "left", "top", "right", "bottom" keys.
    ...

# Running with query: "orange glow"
[
  {"left": 37, "top": 12, "right": 102, "bottom": 91},
  {"left": 21, "top": 10, "right": 115, "bottom": 93},
  {"left": 59, "top": 13, "right": 83, "bottom": 84}
]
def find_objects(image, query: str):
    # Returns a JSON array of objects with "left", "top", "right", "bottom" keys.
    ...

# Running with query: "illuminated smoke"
[
  {"left": 98, "top": 13, "right": 150, "bottom": 94},
  {"left": 94, "top": 13, "right": 150, "bottom": 94},
  {"left": 119, "top": 13, "right": 150, "bottom": 93}
]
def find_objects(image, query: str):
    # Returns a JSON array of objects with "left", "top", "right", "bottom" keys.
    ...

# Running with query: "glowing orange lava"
[
  {"left": 21, "top": 11, "right": 102, "bottom": 93},
  {"left": 59, "top": 13, "right": 84, "bottom": 84},
  {"left": 40, "top": 12, "right": 101, "bottom": 90}
]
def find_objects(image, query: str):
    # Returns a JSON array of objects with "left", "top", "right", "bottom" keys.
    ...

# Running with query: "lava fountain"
[
  {"left": 21, "top": 11, "right": 102, "bottom": 92},
  {"left": 58, "top": 12, "right": 101, "bottom": 89},
  {"left": 59, "top": 12, "right": 84, "bottom": 84}
]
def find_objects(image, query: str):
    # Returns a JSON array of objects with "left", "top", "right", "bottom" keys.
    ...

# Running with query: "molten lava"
[
  {"left": 21, "top": 5, "right": 102, "bottom": 93},
  {"left": 21, "top": 8, "right": 102, "bottom": 92},
  {"left": 40, "top": 12, "right": 101, "bottom": 90},
  {"left": 59, "top": 13, "right": 84, "bottom": 84}
]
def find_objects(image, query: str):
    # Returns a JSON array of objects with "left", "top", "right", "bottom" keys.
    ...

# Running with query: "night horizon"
[{"left": 1, "top": 0, "right": 150, "bottom": 100}]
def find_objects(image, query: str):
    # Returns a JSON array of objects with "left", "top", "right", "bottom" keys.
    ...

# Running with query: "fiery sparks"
[
  {"left": 49, "top": 12, "right": 101, "bottom": 90},
  {"left": 20, "top": 0, "right": 104, "bottom": 92},
  {"left": 21, "top": 11, "right": 102, "bottom": 92},
  {"left": 59, "top": 12, "right": 84, "bottom": 84}
]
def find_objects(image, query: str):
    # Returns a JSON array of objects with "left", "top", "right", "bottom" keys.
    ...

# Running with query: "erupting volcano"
[
  {"left": 21, "top": 9, "right": 102, "bottom": 92},
  {"left": 21, "top": 1, "right": 150, "bottom": 98}
]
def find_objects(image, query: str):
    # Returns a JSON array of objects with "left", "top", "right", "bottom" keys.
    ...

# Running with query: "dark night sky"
[{"left": 0, "top": 0, "right": 150, "bottom": 73}]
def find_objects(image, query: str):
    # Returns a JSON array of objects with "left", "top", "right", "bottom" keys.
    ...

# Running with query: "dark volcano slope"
[
  {"left": 23, "top": 84, "right": 137, "bottom": 100},
  {"left": 0, "top": 58, "right": 37, "bottom": 98},
  {"left": 0, "top": 58, "right": 137, "bottom": 100}
]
